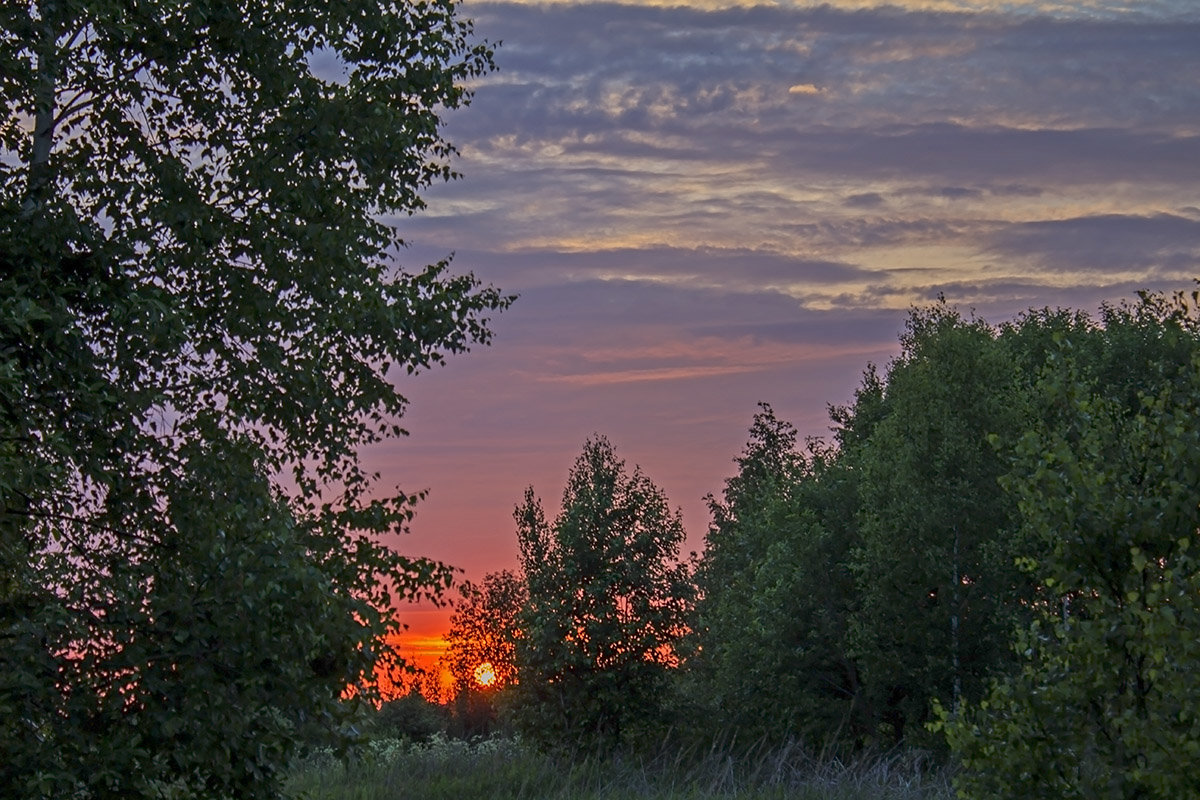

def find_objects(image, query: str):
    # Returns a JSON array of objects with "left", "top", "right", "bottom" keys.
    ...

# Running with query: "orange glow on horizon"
[
  {"left": 357, "top": 631, "right": 453, "bottom": 703},
  {"left": 396, "top": 633, "right": 450, "bottom": 668}
]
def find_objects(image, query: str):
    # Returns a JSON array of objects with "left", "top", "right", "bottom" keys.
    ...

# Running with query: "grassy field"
[{"left": 285, "top": 735, "right": 955, "bottom": 800}]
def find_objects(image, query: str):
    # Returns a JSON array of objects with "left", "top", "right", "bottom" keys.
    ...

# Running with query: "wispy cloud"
[
  {"left": 986, "top": 213, "right": 1200, "bottom": 272},
  {"left": 539, "top": 364, "right": 765, "bottom": 386}
]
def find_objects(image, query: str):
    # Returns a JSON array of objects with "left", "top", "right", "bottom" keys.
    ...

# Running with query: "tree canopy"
[
  {"left": 443, "top": 569, "right": 526, "bottom": 695},
  {"left": 847, "top": 306, "right": 1032, "bottom": 743},
  {"left": 514, "top": 436, "right": 693, "bottom": 750},
  {"left": 689, "top": 290, "right": 1200, "bottom": 759},
  {"left": 942, "top": 292, "right": 1200, "bottom": 798},
  {"left": 1, "top": 2, "right": 507, "bottom": 798},
  {"left": 693, "top": 404, "right": 863, "bottom": 745}
]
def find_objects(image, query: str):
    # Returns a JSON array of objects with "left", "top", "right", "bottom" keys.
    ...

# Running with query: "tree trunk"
[
  {"left": 24, "top": 1, "right": 58, "bottom": 214},
  {"left": 951, "top": 525, "right": 961, "bottom": 711}
]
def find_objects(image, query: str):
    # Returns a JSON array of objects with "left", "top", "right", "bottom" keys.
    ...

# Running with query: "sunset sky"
[{"left": 368, "top": 0, "right": 1200, "bottom": 664}]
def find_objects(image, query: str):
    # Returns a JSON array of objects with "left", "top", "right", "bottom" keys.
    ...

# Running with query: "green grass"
[{"left": 285, "top": 735, "right": 955, "bottom": 800}]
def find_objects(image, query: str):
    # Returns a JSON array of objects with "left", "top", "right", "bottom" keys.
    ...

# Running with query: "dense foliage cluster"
[
  {"left": 513, "top": 436, "right": 694, "bottom": 749},
  {"left": 1, "top": 2, "right": 505, "bottom": 798},
  {"left": 941, "top": 294, "right": 1200, "bottom": 798},
  {"left": 687, "top": 291, "right": 1200, "bottom": 796},
  {"left": 443, "top": 570, "right": 526, "bottom": 696}
]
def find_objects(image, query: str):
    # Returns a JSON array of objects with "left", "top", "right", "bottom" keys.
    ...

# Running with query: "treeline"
[{"left": 426, "top": 288, "right": 1200, "bottom": 798}]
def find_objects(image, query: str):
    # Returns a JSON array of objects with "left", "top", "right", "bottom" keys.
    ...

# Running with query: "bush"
[{"left": 366, "top": 693, "right": 448, "bottom": 743}]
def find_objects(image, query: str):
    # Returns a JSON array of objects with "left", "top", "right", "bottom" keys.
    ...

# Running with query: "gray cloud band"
[{"left": 394, "top": 0, "right": 1199, "bottom": 313}]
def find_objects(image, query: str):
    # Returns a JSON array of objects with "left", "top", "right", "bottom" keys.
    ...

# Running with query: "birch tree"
[{"left": 0, "top": 3, "right": 506, "bottom": 797}]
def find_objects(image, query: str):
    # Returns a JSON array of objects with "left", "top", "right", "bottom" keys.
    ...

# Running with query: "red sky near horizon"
[{"left": 351, "top": 0, "right": 1200, "bottom": 673}]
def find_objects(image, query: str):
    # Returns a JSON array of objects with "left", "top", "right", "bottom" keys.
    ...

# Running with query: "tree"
[
  {"left": 514, "top": 436, "right": 693, "bottom": 749},
  {"left": 847, "top": 305, "right": 1033, "bottom": 744},
  {"left": 942, "top": 291, "right": 1200, "bottom": 799},
  {"left": 693, "top": 404, "right": 864, "bottom": 747},
  {"left": 444, "top": 570, "right": 526, "bottom": 695},
  {"left": 687, "top": 290, "right": 1200, "bottom": 756},
  {"left": 1, "top": 3, "right": 507, "bottom": 798},
  {"left": 441, "top": 569, "right": 526, "bottom": 735}
]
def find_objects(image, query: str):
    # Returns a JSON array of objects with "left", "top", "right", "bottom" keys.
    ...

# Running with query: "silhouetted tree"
[
  {"left": 514, "top": 436, "right": 693, "bottom": 750},
  {"left": 444, "top": 570, "right": 526, "bottom": 694},
  {"left": 441, "top": 570, "right": 526, "bottom": 736},
  {"left": 0, "top": 2, "right": 504, "bottom": 797}
]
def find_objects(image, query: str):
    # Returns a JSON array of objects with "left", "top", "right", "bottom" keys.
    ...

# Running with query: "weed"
[{"left": 285, "top": 734, "right": 954, "bottom": 800}]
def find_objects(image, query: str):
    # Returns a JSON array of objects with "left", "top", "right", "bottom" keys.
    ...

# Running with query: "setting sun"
[{"left": 473, "top": 662, "right": 497, "bottom": 688}]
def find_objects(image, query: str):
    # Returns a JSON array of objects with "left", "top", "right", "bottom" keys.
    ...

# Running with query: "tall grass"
[{"left": 285, "top": 734, "right": 954, "bottom": 800}]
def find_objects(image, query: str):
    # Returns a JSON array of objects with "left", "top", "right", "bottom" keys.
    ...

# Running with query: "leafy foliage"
[
  {"left": 694, "top": 404, "right": 864, "bottom": 746},
  {"left": 694, "top": 310, "right": 1048, "bottom": 750},
  {"left": 847, "top": 306, "right": 1034, "bottom": 745},
  {"left": 366, "top": 692, "right": 449, "bottom": 743},
  {"left": 1, "top": 2, "right": 507, "bottom": 798},
  {"left": 441, "top": 569, "right": 527, "bottom": 735},
  {"left": 515, "top": 436, "right": 694, "bottom": 750},
  {"left": 942, "top": 292, "right": 1200, "bottom": 799},
  {"left": 691, "top": 292, "right": 1200, "bottom": 755}
]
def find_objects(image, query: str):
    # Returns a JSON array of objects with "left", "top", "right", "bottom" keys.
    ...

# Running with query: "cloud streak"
[{"left": 402, "top": 1, "right": 1199, "bottom": 315}]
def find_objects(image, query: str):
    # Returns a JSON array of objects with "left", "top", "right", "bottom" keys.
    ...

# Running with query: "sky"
[{"left": 369, "top": 0, "right": 1200, "bottom": 666}]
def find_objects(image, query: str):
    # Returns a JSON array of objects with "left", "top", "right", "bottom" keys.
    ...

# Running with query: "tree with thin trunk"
[
  {"left": 0, "top": 3, "right": 507, "bottom": 798},
  {"left": 514, "top": 436, "right": 693, "bottom": 750}
]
